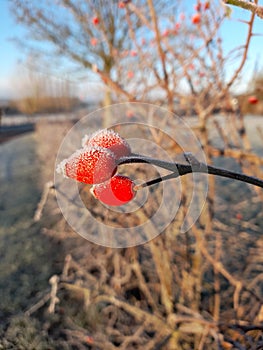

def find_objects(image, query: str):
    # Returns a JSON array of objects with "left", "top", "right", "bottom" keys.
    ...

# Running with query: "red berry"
[
  {"left": 92, "top": 16, "right": 99, "bottom": 25},
  {"left": 248, "top": 96, "right": 258, "bottom": 104},
  {"left": 91, "top": 175, "right": 136, "bottom": 206},
  {"left": 85, "top": 336, "right": 94, "bottom": 345},
  {"left": 162, "top": 29, "right": 170, "bottom": 37},
  {"left": 118, "top": 1, "right": 125, "bottom": 8},
  {"left": 236, "top": 213, "right": 243, "bottom": 220},
  {"left": 192, "top": 13, "right": 201, "bottom": 24},
  {"left": 175, "top": 22, "right": 180, "bottom": 30},
  {"left": 194, "top": 3, "right": 202, "bottom": 12},
  {"left": 126, "top": 110, "right": 134, "bottom": 118},
  {"left": 57, "top": 146, "right": 117, "bottom": 184},
  {"left": 130, "top": 50, "right": 137, "bottom": 57},
  {"left": 90, "top": 37, "right": 98, "bottom": 46},
  {"left": 82, "top": 129, "right": 131, "bottom": 159},
  {"left": 204, "top": 1, "right": 210, "bottom": 10},
  {"left": 127, "top": 71, "right": 134, "bottom": 79},
  {"left": 179, "top": 12, "right": 185, "bottom": 21}
]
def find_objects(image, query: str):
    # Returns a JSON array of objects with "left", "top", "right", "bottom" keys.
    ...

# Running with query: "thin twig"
[
  {"left": 25, "top": 292, "right": 51, "bottom": 316},
  {"left": 48, "top": 274, "right": 60, "bottom": 314},
  {"left": 34, "top": 180, "right": 54, "bottom": 221}
]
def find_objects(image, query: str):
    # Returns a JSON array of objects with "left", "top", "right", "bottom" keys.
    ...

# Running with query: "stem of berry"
[
  {"left": 117, "top": 153, "right": 263, "bottom": 189},
  {"left": 135, "top": 173, "right": 178, "bottom": 190}
]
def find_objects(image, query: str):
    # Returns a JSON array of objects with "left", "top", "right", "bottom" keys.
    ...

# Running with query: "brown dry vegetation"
[
  {"left": 3, "top": 1, "right": 263, "bottom": 349},
  {"left": 11, "top": 96, "right": 80, "bottom": 115},
  {"left": 17, "top": 112, "right": 261, "bottom": 350}
]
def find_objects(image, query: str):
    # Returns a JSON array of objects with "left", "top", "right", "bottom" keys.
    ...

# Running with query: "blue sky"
[
  {"left": 0, "top": 0, "right": 23, "bottom": 98},
  {"left": 0, "top": 0, "right": 262, "bottom": 99}
]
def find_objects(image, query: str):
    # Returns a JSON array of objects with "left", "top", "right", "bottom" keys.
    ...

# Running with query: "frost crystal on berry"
[
  {"left": 82, "top": 129, "right": 131, "bottom": 159},
  {"left": 56, "top": 146, "right": 117, "bottom": 184}
]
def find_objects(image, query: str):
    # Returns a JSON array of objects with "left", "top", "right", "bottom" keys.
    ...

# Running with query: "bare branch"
[{"left": 223, "top": 0, "right": 263, "bottom": 19}]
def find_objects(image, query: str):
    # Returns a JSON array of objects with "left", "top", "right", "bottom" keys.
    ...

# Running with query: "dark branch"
[{"left": 117, "top": 153, "right": 263, "bottom": 189}]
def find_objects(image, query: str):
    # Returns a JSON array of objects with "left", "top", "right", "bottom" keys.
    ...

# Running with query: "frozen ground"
[{"left": 0, "top": 133, "right": 62, "bottom": 322}]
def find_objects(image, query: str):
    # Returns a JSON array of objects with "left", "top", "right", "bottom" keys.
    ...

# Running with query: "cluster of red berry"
[
  {"left": 57, "top": 129, "right": 136, "bottom": 206},
  {"left": 191, "top": 1, "right": 210, "bottom": 25}
]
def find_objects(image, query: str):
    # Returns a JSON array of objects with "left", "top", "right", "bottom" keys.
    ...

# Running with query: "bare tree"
[{"left": 10, "top": 0, "right": 136, "bottom": 106}]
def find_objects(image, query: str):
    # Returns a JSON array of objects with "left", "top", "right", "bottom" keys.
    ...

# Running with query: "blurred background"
[{"left": 0, "top": 1, "right": 263, "bottom": 349}]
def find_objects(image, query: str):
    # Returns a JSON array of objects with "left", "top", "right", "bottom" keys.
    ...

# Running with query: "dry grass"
[{"left": 7, "top": 114, "right": 260, "bottom": 350}]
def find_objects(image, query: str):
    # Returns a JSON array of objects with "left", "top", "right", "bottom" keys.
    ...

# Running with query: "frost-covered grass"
[{"left": 0, "top": 133, "right": 62, "bottom": 321}]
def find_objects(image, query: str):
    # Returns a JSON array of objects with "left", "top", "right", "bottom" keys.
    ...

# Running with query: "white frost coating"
[
  {"left": 56, "top": 145, "right": 117, "bottom": 180},
  {"left": 81, "top": 129, "right": 107, "bottom": 147},
  {"left": 84, "top": 128, "right": 131, "bottom": 156},
  {"left": 56, "top": 158, "right": 69, "bottom": 178},
  {"left": 91, "top": 129, "right": 122, "bottom": 143},
  {"left": 81, "top": 134, "right": 90, "bottom": 147},
  {"left": 90, "top": 185, "right": 95, "bottom": 197},
  {"left": 81, "top": 144, "right": 117, "bottom": 159},
  {"left": 56, "top": 147, "right": 86, "bottom": 178}
]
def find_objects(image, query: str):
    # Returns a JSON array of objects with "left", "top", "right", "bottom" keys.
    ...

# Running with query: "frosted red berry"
[
  {"left": 248, "top": 96, "right": 258, "bottom": 105},
  {"left": 82, "top": 129, "right": 131, "bottom": 159},
  {"left": 91, "top": 175, "right": 136, "bottom": 206},
  {"left": 57, "top": 146, "right": 117, "bottom": 184},
  {"left": 192, "top": 13, "right": 201, "bottom": 24}
]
